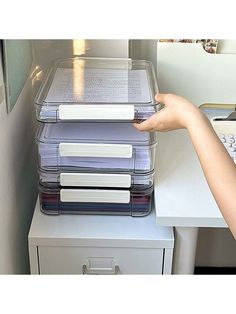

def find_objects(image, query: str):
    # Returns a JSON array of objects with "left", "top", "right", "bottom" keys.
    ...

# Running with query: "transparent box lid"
[
  {"left": 35, "top": 57, "right": 159, "bottom": 122},
  {"left": 36, "top": 122, "right": 157, "bottom": 146}
]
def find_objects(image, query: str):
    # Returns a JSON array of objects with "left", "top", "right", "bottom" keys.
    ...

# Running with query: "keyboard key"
[
  {"left": 219, "top": 133, "right": 225, "bottom": 139},
  {"left": 227, "top": 138, "right": 235, "bottom": 144},
  {"left": 227, "top": 147, "right": 236, "bottom": 152}
]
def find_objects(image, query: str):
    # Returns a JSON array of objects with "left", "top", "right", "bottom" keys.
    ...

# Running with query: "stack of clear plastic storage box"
[{"left": 35, "top": 57, "right": 158, "bottom": 216}]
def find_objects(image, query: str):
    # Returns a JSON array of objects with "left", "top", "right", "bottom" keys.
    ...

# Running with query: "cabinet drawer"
[{"left": 38, "top": 246, "right": 164, "bottom": 274}]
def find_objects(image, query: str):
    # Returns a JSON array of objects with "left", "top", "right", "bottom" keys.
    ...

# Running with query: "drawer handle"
[{"left": 82, "top": 264, "right": 120, "bottom": 275}]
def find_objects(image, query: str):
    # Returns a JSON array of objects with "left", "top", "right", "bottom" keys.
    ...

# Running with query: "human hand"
[{"left": 133, "top": 93, "right": 204, "bottom": 132}]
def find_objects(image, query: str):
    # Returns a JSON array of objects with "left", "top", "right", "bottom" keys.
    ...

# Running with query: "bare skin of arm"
[{"left": 134, "top": 93, "right": 236, "bottom": 239}]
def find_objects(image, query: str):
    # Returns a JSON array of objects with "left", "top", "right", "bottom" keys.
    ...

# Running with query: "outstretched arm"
[{"left": 134, "top": 94, "right": 236, "bottom": 238}]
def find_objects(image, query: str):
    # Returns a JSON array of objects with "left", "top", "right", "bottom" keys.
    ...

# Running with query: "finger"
[
  {"left": 155, "top": 93, "right": 166, "bottom": 104},
  {"left": 133, "top": 114, "right": 158, "bottom": 131},
  {"left": 133, "top": 123, "right": 155, "bottom": 132}
]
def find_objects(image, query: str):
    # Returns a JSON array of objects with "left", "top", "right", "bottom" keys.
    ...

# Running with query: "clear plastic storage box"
[
  {"left": 39, "top": 184, "right": 154, "bottom": 216},
  {"left": 35, "top": 57, "right": 159, "bottom": 123},
  {"left": 36, "top": 122, "right": 157, "bottom": 174}
]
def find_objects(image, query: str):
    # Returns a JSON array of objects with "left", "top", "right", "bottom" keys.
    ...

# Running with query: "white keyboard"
[{"left": 211, "top": 119, "right": 236, "bottom": 164}]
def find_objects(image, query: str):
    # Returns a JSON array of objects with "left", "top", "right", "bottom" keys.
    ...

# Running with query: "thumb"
[
  {"left": 155, "top": 93, "right": 166, "bottom": 104},
  {"left": 133, "top": 112, "right": 160, "bottom": 131}
]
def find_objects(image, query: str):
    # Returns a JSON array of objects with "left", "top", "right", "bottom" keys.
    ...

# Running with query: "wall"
[
  {"left": 217, "top": 40, "right": 236, "bottom": 54},
  {"left": 32, "top": 39, "right": 129, "bottom": 71},
  {"left": 129, "top": 40, "right": 157, "bottom": 74},
  {"left": 0, "top": 44, "right": 38, "bottom": 273}
]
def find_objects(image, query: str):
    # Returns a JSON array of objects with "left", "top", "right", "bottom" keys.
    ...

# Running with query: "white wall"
[
  {"left": 0, "top": 45, "right": 38, "bottom": 273},
  {"left": 32, "top": 39, "right": 129, "bottom": 71},
  {"left": 217, "top": 40, "right": 236, "bottom": 54},
  {"left": 129, "top": 40, "right": 157, "bottom": 74}
]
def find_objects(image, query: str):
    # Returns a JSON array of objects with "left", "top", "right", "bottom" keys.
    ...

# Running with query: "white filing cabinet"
[{"left": 28, "top": 199, "right": 174, "bottom": 274}]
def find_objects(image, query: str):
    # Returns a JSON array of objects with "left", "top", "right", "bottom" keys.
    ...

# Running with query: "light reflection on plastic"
[
  {"left": 73, "top": 40, "right": 87, "bottom": 56},
  {"left": 31, "top": 65, "right": 43, "bottom": 87},
  {"left": 73, "top": 40, "right": 86, "bottom": 97}
]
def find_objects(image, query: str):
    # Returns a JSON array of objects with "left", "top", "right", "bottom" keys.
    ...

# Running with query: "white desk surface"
[{"left": 154, "top": 128, "right": 228, "bottom": 228}]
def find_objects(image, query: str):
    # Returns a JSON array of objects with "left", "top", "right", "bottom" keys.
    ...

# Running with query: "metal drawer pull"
[{"left": 82, "top": 264, "right": 120, "bottom": 275}]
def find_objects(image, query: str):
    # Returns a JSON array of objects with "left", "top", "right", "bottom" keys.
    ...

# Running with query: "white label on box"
[
  {"left": 60, "top": 189, "right": 130, "bottom": 203},
  {"left": 59, "top": 104, "right": 135, "bottom": 120},
  {"left": 60, "top": 173, "right": 131, "bottom": 187},
  {"left": 59, "top": 143, "right": 132, "bottom": 158}
]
